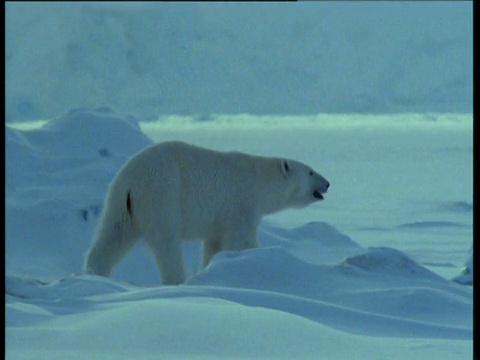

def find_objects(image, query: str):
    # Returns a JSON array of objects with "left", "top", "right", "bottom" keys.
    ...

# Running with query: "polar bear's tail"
[{"left": 84, "top": 188, "right": 140, "bottom": 277}]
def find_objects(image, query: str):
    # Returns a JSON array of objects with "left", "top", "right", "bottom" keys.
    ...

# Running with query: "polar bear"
[{"left": 84, "top": 141, "right": 330, "bottom": 285}]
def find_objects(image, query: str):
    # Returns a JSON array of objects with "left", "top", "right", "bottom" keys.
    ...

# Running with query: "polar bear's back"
[
  {"left": 109, "top": 141, "right": 261, "bottom": 239},
  {"left": 125, "top": 141, "right": 261, "bottom": 181},
  {"left": 116, "top": 141, "right": 221, "bottom": 184}
]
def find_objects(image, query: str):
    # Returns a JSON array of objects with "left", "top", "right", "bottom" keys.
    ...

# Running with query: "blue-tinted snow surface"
[{"left": 5, "top": 108, "right": 472, "bottom": 359}]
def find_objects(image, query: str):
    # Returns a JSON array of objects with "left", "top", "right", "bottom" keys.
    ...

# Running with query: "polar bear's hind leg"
[
  {"left": 84, "top": 190, "right": 140, "bottom": 276},
  {"left": 145, "top": 227, "right": 186, "bottom": 285}
]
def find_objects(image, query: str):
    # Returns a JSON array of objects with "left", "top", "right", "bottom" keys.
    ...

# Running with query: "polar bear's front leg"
[
  {"left": 201, "top": 217, "right": 259, "bottom": 269},
  {"left": 222, "top": 217, "right": 259, "bottom": 253},
  {"left": 202, "top": 236, "right": 223, "bottom": 269}
]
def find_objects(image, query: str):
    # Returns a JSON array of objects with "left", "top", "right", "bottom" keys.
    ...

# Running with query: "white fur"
[{"left": 84, "top": 141, "right": 330, "bottom": 285}]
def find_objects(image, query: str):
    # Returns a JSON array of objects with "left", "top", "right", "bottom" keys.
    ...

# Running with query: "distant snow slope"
[
  {"left": 5, "top": 108, "right": 472, "bottom": 359},
  {"left": 5, "top": 2, "right": 472, "bottom": 121}
]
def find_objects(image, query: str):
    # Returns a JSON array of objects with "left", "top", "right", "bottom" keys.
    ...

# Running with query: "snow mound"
[
  {"left": 5, "top": 275, "right": 134, "bottom": 302},
  {"left": 188, "top": 246, "right": 322, "bottom": 292},
  {"left": 5, "top": 291, "right": 387, "bottom": 360},
  {"left": 440, "top": 201, "right": 473, "bottom": 213},
  {"left": 259, "top": 220, "right": 363, "bottom": 264},
  {"left": 40, "top": 107, "right": 150, "bottom": 156},
  {"left": 6, "top": 107, "right": 152, "bottom": 197},
  {"left": 188, "top": 246, "right": 472, "bottom": 332},
  {"left": 22, "top": 106, "right": 151, "bottom": 158},
  {"left": 341, "top": 247, "right": 445, "bottom": 280},
  {"left": 6, "top": 107, "right": 153, "bottom": 281}
]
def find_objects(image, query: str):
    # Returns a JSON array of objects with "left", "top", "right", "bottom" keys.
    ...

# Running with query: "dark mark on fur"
[{"left": 127, "top": 191, "right": 132, "bottom": 216}]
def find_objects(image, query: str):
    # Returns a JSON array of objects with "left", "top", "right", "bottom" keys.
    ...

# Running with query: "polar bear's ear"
[{"left": 281, "top": 159, "right": 290, "bottom": 178}]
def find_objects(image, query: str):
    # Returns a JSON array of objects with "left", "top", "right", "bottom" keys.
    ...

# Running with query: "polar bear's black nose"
[{"left": 326, "top": 181, "right": 330, "bottom": 189}]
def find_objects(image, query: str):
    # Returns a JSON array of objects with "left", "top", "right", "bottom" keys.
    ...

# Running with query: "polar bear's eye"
[{"left": 309, "top": 171, "right": 313, "bottom": 176}]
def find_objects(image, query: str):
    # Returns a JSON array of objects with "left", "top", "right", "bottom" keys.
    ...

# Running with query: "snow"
[
  {"left": 452, "top": 252, "right": 473, "bottom": 286},
  {"left": 5, "top": 2, "right": 472, "bottom": 121},
  {"left": 5, "top": 108, "right": 472, "bottom": 359}
]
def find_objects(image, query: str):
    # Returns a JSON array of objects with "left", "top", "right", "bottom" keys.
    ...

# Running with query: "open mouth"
[{"left": 313, "top": 190, "right": 324, "bottom": 200}]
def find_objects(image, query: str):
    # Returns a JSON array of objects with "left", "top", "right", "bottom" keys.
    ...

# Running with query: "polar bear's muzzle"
[{"left": 313, "top": 180, "right": 329, "bottom": 200}]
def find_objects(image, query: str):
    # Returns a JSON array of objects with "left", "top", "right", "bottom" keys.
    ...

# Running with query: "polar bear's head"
[{"left": 281, "top": 159, "right": 330, "bottom": 208}]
